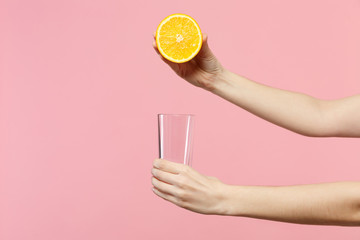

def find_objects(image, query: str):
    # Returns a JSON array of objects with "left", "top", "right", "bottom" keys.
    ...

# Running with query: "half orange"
[{"left": 156, "top": 14, "right": 202, "bottom": 63}]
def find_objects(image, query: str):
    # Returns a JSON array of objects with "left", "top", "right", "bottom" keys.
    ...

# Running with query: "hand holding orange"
[{"left": 156, "top": 14, "right": 203, "bottom": 63}]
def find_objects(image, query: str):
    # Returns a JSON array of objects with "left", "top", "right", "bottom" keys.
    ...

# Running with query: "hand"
[
  {"left": 153, "top": 33, "right": 225, "bottom": 91},
  {"left": 151, "top": 158, "right": 228, "bottom": 215}
]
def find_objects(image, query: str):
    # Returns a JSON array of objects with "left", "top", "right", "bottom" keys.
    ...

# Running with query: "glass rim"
[{"left": 158, "top": 113, "right": 195, "bottom": 117}]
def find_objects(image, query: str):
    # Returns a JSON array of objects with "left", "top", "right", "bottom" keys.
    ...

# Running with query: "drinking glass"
[{"left": 158, "top": 114, "right": 195, "bottom": 166}]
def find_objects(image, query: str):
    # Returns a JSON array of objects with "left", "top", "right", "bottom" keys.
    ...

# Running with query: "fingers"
[
  {"left": 152, "top": 31, "right": 160, "bottom": 55},
  {"left": 152, "top": 187, "right": 179, "bottom": 205},
  {"left": 153, "top": 158, "right": 186, "bottom": 174},
  {"left": 152, "top": 32, "right": 159, "bottom": 53},
  {"left": 151, "top": 177, "right": 179, "bottom": 196},
  {"left": 152, "top": 40, "right": 159, "bottom": 54},
  {"left": 202, "top": 33, "right": 208, "bottom": 43},
  {"left": 196, "top": 33, "right": 215, "bottom": 60},
  {"left": 151, "top": 167, "right": 177, "bottom": 185}
]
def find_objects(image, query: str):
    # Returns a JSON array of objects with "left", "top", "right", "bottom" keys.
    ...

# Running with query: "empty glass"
[{"left": 158, "top": 114, "right": 195, "bottom": 166}]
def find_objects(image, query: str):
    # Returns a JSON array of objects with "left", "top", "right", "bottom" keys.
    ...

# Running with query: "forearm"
[
  {"left": 211, "top": 69, "right": 333, "bottom": 137},
  {"left": 222, "top": 182, "right": 360, "bottom": 226}
]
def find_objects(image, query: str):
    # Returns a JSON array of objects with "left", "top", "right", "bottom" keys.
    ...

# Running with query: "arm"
[
  {"left": 225, "top": 182, "right": 360, "bottom": 226},
  {"left": 153, "top": 34, "right": 360, "bottom": 137},
  {"left": 212, "top": 70, "right": 360, "bottom": 137},
  {"left": 151, "top": 159, "right": 360, "bottom": 226}
]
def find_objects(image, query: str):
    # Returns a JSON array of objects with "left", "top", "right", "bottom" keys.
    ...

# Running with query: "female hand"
[
  {"left": 153, "top": 33, "right": 225, "bottom": 91},
  {"left": 151, "top": 158, "right": 229, "bottom": 215}
]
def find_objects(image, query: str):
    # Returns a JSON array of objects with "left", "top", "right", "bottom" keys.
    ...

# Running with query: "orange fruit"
[{"left": 156, "top": 14, "right": 202, "bottom": 63}]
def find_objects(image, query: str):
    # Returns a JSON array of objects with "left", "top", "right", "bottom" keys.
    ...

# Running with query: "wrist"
[
  {"left": 208, "top": 68, "right": 230, "bottom": 93},
  {"left": 217, "top": 184, "right": 245, "bottom": 216},
  {"left": 209, "top": 68, "right": 240, "bottom": 97},
  {"left": 220, "top": 184, "right": 251, "bottom": 217}
]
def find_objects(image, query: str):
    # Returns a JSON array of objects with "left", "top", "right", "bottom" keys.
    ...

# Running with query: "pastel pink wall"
[{"left": 1, "top": 0, "right": 360, "bottom": 239}]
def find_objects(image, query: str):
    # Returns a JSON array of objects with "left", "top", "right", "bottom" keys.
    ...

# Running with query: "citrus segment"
[{"left": 156, "top": 14, "right": 202, "bottom": 63}]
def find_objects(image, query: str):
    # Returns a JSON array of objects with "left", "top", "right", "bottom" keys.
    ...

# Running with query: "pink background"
[{"left": 1, "top": 0, "right": 360, "bottom": 239}]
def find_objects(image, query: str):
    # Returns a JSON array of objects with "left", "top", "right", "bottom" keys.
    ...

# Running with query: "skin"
[{"left": 151, "top": 33, "right": 360, "bottom": 225}]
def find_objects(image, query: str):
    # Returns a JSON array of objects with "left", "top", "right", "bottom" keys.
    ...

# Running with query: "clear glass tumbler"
[{"left": 158, "top": 114, "right": 195, "bottom": 166}]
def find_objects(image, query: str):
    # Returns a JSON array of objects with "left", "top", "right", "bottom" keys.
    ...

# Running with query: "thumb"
[{"left": 196, "top": 34, "right": 216, "bottom": 60}]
